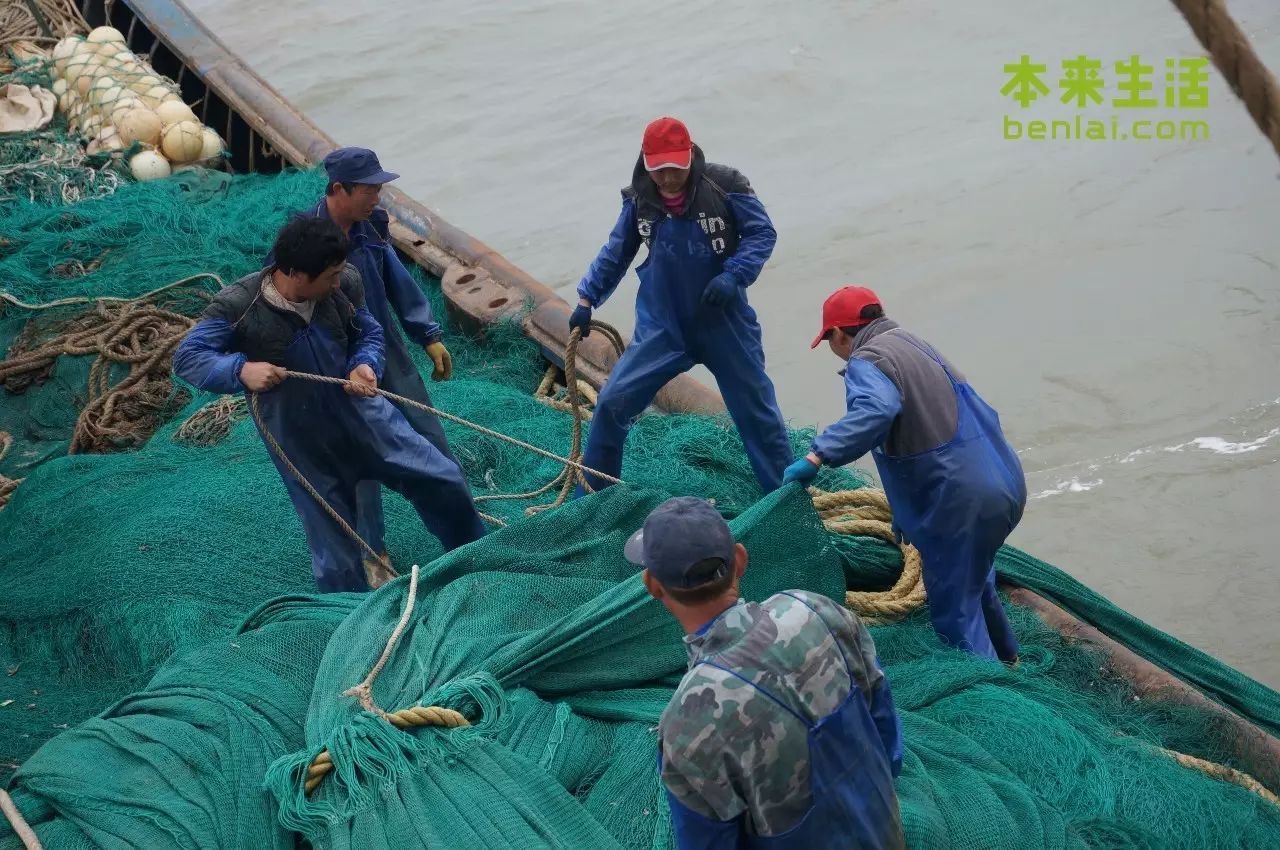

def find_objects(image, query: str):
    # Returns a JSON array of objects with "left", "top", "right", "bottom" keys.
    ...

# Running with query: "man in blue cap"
[
  {"left": 273, "top": 146, "right": 462, "bottom": 583},
  {"left": 632, "top": 496, "right": 904, "bottom": 849}
]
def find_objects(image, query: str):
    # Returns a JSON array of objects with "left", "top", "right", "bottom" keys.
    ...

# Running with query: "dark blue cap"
[
  {"left": 322, "top": 147, "right": 400, "bottom": 185},
  {"left": 625, "top": 497, "right": 735, "bottom": 589}
]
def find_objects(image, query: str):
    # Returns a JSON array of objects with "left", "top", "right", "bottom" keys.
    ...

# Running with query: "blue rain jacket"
[
  {"left": 812, "top": 338, "right": 1025, "bottom": 661},
  {"left": 574, "top": 146, "right": 792, "bottom": 493},
  {"left": 268, "top": 200, "right": 461, "bottom": 557},
  {"left": 172, "top": 267, "right": 484, "bottom": 592}
]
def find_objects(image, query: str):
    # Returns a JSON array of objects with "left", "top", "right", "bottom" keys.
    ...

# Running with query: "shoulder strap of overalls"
[
  {"left": 778, "top": 591, "right": 856, "bottom": 693},
  {"left": 696, "top": 660, "right": 811, "bottom": 727},
  {"left": 695, "top": 595, "right": 856, "bottom": 730}
]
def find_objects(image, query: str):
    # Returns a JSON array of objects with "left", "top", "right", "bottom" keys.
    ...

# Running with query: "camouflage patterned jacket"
[{"left": 658, "top": 591, "right": 903, "bottom": 841}]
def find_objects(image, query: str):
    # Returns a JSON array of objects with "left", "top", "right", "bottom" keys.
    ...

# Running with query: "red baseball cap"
[
  {"left": 642, "top": 117, "right": 694, "bottom": 171},
  {"left": 810, "top": 286, "right": 883, "bottom": 348}
]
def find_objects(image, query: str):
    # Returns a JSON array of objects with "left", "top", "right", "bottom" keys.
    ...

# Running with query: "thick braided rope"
[
  {"left": 1161, "top": 747, "right": 1280, "bottom": 807},
  {"left": 304, "top": 564, "right": 472, "bottom": 795},
  {"left": 476, "top": 319, "right": 622, "bottom": 518},
  {"left": 0, "top": 788, "right": 41, "bottom": 850},
  {"left": 811, "top": 488, "right": 927, "bottom": 624},
  {"left": 303, "top": 705, "right": 470, "bottom": 795},
  {"left": 0, "top": 275, "right": 221, "bottom": 455},
  {"left": 1171, "top": 0, "right": 1280, "bottom": 158},
  {"left": 0, "top": 432, "right": 23, "bottom": 511},
  {"left": 527, "top": 322, "right": 606, "bottom": 513}
]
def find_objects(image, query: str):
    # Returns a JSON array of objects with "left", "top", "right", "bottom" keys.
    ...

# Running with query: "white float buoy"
[
  {"left": 138, "top": 84, "right": 172, "bottom": 110},
  {"left": 116, "top": 107, "right": 163, "bottom": 147},
  {"left": 198, "top": 127, "right": 224, "bottom": 162},
  {"left": 129, "top": 150, "right": 172, "bottom": 181},
  {"left": 160, "top": 120, "right": 205, "bottom": 163},
  {"left": 86, "top": 27, "right": 126, "bottom": 46},
  {"left": 155, "top": 100, "right": 197, "bottom": 127},
  {"left": 87, "top": 125, "right": 124, "bottom": 155},
  {"left": 51, "top": 37, "right": 82, "bottom": 78},
  {"left": 109, "top": 96, "right": 143, "bottom": 126}
]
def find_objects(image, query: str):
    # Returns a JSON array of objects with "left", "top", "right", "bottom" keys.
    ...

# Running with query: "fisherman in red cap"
[
  {"left": 570, "top": 117, "right": 791, "bottom": 496},
  {"left": 784, "top": 287, "right": 1027, "bottom": 664}
]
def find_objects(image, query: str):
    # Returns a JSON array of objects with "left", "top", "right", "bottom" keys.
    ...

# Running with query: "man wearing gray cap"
[{"left": 629, "top": 497, "right": 905, "bottom": 849}]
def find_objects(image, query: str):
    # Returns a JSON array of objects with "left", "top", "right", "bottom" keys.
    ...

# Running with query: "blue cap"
[
  {"left": 625, "top": 497, "right": 736, "bottom": 589},
  {"left": 322, "top": 147, "right": 400, "bottom": 185}
]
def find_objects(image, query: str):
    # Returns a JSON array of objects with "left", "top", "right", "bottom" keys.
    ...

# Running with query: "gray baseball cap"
[{"left": 625, "top": 496, "right": 735, "bottom": 589}]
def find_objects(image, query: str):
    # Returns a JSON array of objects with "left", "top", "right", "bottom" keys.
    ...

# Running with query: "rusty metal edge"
[
  {"left": 1007, "top": 587, "right": 1280, "bottom": 793},
  {"left": 123, "top": 0, "right": 726, "bottom": 415}
]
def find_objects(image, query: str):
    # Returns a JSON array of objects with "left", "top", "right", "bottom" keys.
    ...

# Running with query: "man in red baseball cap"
[
  {"left": 569, "top": 117, "right": 791, "bottom": 496},
  {"left": 783, "top": 286, "right": 1028, "bottom": 665}
]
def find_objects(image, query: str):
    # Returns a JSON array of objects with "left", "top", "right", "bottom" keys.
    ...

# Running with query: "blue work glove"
[
  {"left": 782, "top": 456, "right": 820, "bottom": 485},
  {"left": 700, "top": 273, "right": 738, "bottom": 308},
  {"left": 569, "top": 303, "right": 592, "bottom": 339}
]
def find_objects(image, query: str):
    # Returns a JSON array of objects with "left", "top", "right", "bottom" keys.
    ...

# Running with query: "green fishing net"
[{"left": 2, "top": 165, "right": 1278, "bottom": 848}]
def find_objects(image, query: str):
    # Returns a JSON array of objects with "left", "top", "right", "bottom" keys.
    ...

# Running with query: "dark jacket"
[{"left": 172, "top": 264, "right": 383, "bottom": 395}]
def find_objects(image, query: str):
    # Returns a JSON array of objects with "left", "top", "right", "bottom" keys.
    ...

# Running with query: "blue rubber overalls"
[
  {"left": 661, "top": 609, "right": 904, "bottom": 850},
  {"left": 872, "top": 337, "right": 1026, "bottom": 662},
  {"left": 175, "top": 298, "right": 484, "bottom": 593},
  {"left": 574, "top": 157, "right": 792, "bottom": 495},
  {"left": 272, "top": 201, "right": 460, "bottom": 563}
]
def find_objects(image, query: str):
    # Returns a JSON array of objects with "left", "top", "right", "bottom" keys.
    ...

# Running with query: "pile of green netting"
[
  {"left": 0, "top": 62, "right": 128, "bottom": 207},
  {"left": 2, "top": 167, "right": 1280, "bottom": 848}
]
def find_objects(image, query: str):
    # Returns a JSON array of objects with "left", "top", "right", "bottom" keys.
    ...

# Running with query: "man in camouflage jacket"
[{"left": 628, "top": 497, "right": 904, "bottom": 849}]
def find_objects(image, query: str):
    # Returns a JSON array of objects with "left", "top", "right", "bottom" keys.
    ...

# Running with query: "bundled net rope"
[
  {"left": 0, "top": 276, "right": 217, "bottom": 454},
  {"left": 0, "top": 0, "right": 87, "bottom": 49},
  {"left": 172, "top": 395, "right": 246, "bottom": 447}
]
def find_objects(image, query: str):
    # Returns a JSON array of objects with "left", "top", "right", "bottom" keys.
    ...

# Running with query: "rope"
[
  {"left": 245, "top": 326, "right": 624, "bottom": 570},
  {"left": 340, "top": 562, "right": 420, "bottom": 715},
  {"left": 0, "top": 277, "right": 210, "bottom": 312},
  {"left": 0, "top": 788, "right": 41, "bottom": 850},
  {"left": 811, "top": 487, "right": 927, "bottom": 624},
  {"left": 0, "top": 276, "right": 220, "bottom": 455},
  {"left": 1161, "top": 747, "right": 1280, "bottom": 807},
  {"left": 476, "top": 319, "right": 623, "bottom": 517},
  {"left": 303, "top": 563, "right": 472, "bottom": 795},
  {"left": 533, "top": 363, "right": 597, "bottom": 419},
  {"left": 246, "top": 392, "right": 384, "bottom": 566},
  {"left": 172, "top": 395, "right": 247, "bottom": 447},
  {"left": 282, "top": 357, "right": 624, "bottom": 488},
  {"left": 0, "top": 432, "right": 22, "bottom": 511},
  {"left": 1170, "top": 0, "right": 1280, "bottom": 159},
  {"left": 0, "top": 0, "right": 85, "bottom": 47}
]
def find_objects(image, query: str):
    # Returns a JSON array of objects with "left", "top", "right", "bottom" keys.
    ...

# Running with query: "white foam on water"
[
  {"left": 1163, "top": 427, "right": 1280, "bottom": 456},
  {"left": 1031, "top": 477, "right": 1104, "bottom": 500}
]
